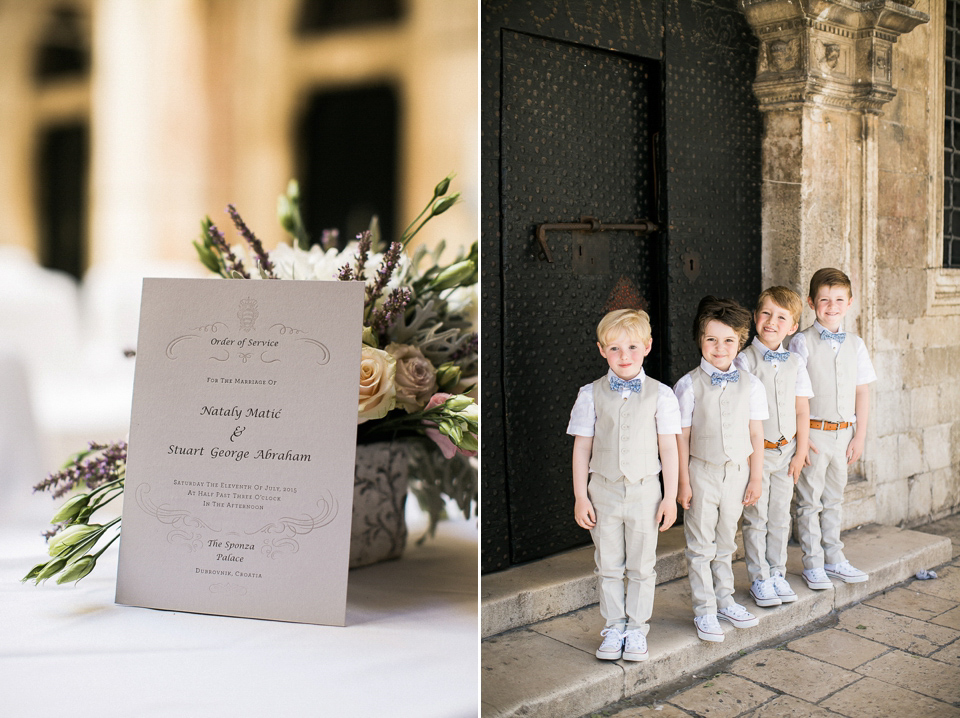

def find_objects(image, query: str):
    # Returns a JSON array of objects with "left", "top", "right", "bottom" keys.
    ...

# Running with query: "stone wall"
[{"left": 872, "top": 0, "right": 960, "bottom": 527}]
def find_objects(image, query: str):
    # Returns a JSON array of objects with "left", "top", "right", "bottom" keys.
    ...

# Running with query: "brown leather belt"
[
  {"left": 809, "top": 419, "right": 853, "bottom": 431},
  {"left": 763, "top": 436, "right": 793, "bottom": 450}
]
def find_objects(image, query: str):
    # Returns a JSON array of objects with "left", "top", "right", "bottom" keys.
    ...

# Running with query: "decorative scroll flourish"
[
  {"left": 135, "top": 484, "right": 220, "bottom": 548},
  {"left": 209, "top": 349, "right": 229, "bottom": 362},
  {"left": 248, "top": 491, "right": 339, "bottom": 558},
  {"left": 191, "top": 322, "right": 228, "bottom": 333},
  {"left": 239, "top": 352, "right": 252, "bottom": 363},
  {"left": 296, "top": 338, "right": 331, "bottom": 365},
  {"left": 260, "top": 352, "right": 280, "bottom": 364},
  {"left": 270, "top": 323, "right": 306, "bottom": 335},
  {"left": 165, "top": 335, "right": 199, "bottom": 359}
]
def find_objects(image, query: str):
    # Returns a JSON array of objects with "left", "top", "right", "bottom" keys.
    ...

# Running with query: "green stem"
[{"left": 93, "top": 531, "right": 121, "bottom": 559}]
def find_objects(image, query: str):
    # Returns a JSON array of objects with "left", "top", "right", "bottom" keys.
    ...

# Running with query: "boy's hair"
[
  {"left": 693, "top": 296, "right": 752, "bottom": 350},
  {"left": 808, "top": 267, "right": 852, "bottom": 299},
  {"left": 756, "top": 286, "right": 804, "bottom": 325},
  {"left": 597, "top": 308, "right": 652, "bottom": 346}
]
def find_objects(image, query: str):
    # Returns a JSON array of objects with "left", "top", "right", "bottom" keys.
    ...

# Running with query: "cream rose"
[
  {"left": 358, "top": 346, "right": 396, "bottom": 423},
  {"left": 386, "top": 343, "right": 438, "bottom": 413}
]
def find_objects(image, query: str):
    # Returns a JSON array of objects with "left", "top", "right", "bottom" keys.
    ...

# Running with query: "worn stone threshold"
[
  {"left": 482, "top": 525, "right": 743, "bottom": 639},
  {"left": 480, "top": 524, "right": 951, "bottom": 718}
]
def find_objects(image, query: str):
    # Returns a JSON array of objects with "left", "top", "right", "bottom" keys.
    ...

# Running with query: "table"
[{"left": 0, "top": 489, "right": 478, "bottom": 717}]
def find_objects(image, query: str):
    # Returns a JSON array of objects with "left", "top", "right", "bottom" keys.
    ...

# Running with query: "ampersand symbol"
[{"left": 230, "top": 426, "right": 246, "bottom": 443}]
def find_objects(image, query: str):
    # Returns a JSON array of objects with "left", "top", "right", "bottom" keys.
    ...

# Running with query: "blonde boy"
[
  {"left": 674, "top": 297, "right": 768, "bottom": 642},
  {"left": 734, "top": 287, "right": 813, "bottom": 607},
  {"left": 788, "top": 268, "right": 876, "bottom": 589},
  {"left": 568, "top": 309, "right": 680, "bottom": 661}
]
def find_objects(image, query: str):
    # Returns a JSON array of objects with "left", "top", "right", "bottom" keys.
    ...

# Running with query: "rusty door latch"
[{"left": 535, "top": 216, "right": 659, "bottom": 263}]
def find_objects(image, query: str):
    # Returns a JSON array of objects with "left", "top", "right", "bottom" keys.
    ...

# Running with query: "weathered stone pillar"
[{"left": 740, "top": 0, "right": 928, "bottom": 527}]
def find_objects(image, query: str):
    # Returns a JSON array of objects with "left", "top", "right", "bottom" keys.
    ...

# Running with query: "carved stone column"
[{"left": 741, "top": 0, "right": 928, "bottom": 527}]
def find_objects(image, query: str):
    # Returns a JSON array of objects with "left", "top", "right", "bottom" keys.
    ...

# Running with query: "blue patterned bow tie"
[
  {"left": 764, "top": 349, "right": 790, "bottom": 362},
  {"left": 610, "top": 375, "right": 643, "bottom": 393},
  {"left": 710, "top": 370, "right": 739, "bottom": 385},
  {"left": 820, "top": 329, "right": 846, "bottom": 344}
]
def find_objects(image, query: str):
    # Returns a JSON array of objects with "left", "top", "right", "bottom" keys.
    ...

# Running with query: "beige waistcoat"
[
  {"left": 589, "top": 375, "right": 661, "bottom": 483},
  {"left": 689, "top": 367, "right": 753, "bottom": 465},
  {"left": 739, "top": 344, "right": 799, "bottom": 442},
  {"left": 802, "top": 326, "right": 857, "bottom": 422}
]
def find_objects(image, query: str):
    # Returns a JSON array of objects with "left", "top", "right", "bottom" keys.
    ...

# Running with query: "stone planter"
[{"left": 349, "top": 441, "right": 408, "bottom": 568}]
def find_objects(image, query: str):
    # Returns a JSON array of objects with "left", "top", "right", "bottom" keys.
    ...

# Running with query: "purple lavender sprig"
[
  {"left": 354, "top": 231, "right": 372, "bottom": 282},
  {"left": 227, "top": 204, "right": 277, "bottom": 279},
  {"left": 449, "top": 332, "right": 479, "bottom": 363},
  {"left": 369, "top": 287, "right": 413, "bottom": 335},
  {"left": 366, "top": 241, "right": 404, "bottom": 309},
  {"left": 206, "top": 219, "right": 251, "bottom": 279},
  {"left": 34, "top": 441, "right": 127, "bottom": 500}
]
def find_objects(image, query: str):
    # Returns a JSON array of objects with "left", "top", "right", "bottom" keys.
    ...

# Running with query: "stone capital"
[{"left": 740, "top": 0, "right": 929, "bottom": 113}]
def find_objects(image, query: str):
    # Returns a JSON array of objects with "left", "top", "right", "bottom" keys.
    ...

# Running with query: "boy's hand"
[
  {"left": 788, "top": 453, "right": 806, "bottom": 484},
  {"left": 575, "top": 496, "right": 596, "bottom": 529},
  {"left": 677, "top": 483, "right": 693, "bottom": 510},
  {"left": 742, "top": 478, "right": 762, "bottom": 506},
  {"left": 847, "top": 433, "right": 865, "bottom": 464},
  {"left": 805, "top": 439, "right": 819, "bottom": 466},
  {"left": 656, "top": 499, "right": 677, "bottom": 532}
]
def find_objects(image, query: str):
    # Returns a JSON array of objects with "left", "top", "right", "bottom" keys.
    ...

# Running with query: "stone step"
[
  {"left": 480, "top": 524, "right": 951, "bottom": 718},
  {"left": 482, "top": 525, "right": 744, "bottom": 639}
]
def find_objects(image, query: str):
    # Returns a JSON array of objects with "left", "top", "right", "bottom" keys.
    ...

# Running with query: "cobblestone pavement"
[{"left": 583, "top": 514, "right": 960, "bottom": 718}]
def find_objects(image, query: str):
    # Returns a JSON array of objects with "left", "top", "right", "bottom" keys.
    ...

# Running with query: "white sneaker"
[
  {"left": 771, "top": 572, "right": 798, "bottom": 603},
  {"left": 622, "top": 629, "right": 649, "bottom": 661},
  {"left": 595, "top": 627, "right": 625, "bottom": 660},
  {"left": 694, "top": 614, "right": 724, "bottom": 642},
  {"left": 749, "top": 578, "right": 782, "bottom": 608},
  {"left": 802, "top": 567, "right": 834, "bottom": 590},
  {"left": 717, "top": 603, "right": 759, "bottom": 628},
  {"left": 825, "top": 561, "right": 868, "bottom": 583}
]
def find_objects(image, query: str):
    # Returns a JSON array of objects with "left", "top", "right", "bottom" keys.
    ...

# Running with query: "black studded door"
[
  {"left": 482, "top": 1, "right": 763, "bottom": 573},
  {"left": 498, "top": 33, "right": 663, "bottom": 565}
]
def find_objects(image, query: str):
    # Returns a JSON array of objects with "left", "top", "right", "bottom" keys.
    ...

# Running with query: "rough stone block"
[
  {"left": 922, "top": 424, "right": 952, "bottom": 471},
  {"left": 908, "top": 472, "right": 933, "bottom": 521},
  {"left": 909, "top": 385, "right": 939, "bottom": 433},
  {"left": 931, "top": 466, "right": 958, "bottom": 516},
  {"left": 874, "top": 478, "right": 909, "bottom": 525},
  {"left": 836, "top": 604, "right": 960, "bottom": 656},
  {"left": 872, "top": 391, "right": 904, "bottom": 441},
  {"left": 822, "top": 676, "right": 960, "bottom": 718},
  {"left": 480, "top": 629, "right": 624, "bottom": 718},
  {"left": 788, "top": 627, "right": 888, "bottom": 670},
  {"left": 858, "top": 650, "right": 960, "bottom": 704},
  {"left": 877, "top": 121, "right": 902, "bottom": 173},
  {"left": 878, "top": 214, "right": 925, "bottom": 268},
  {"left": 728, "top": 647, "right": 859, "bottom": 702},
  {"left": 670, "top": 673, "right": 776, "bottom": 717},
  {"left": 897, "top": 431, "right": 923, "bottom": 478},
  {"left": 877, "top": 267, "right": 926, "bottom": 319},
  {"left": 920, "top": 346, "right": 954, "bottom": 387},
  {"left": 864, "top": 586, "right": 958, "bottom": 622}
]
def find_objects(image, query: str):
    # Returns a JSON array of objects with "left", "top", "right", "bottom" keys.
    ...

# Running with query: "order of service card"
[{"left": 116, "top": 278, "right": 365, "bottom": 625}]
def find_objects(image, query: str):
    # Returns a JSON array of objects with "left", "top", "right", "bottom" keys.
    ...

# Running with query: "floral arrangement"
[{"left": 24, "top": 177, "right": 478, "bottom": 585}]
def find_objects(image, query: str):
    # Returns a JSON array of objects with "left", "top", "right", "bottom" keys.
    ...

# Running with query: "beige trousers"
[
  {"left": 795, "top": 426, "right": 853, "bottom": 570},
  {"left": 587, "top": 471, "right": 662, "bottom": 633},
  {"left": 684, "top": 457, "right": 749, "bottom": 617},
  {"left": 742, "top": 440, "right": 796, "bottom": 582}
]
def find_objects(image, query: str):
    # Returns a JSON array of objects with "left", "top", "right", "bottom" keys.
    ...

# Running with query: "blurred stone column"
[
  {"left": 741, "top": 0, "right": 928, "bottom": 526},
  {"left": 89, "top": 0, "right": 210, "bottom": 266}
]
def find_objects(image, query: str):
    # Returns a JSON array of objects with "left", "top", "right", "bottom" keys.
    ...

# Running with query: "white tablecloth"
[{"left": 0, "top": 489, "right": 478, "bottom": 717}]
